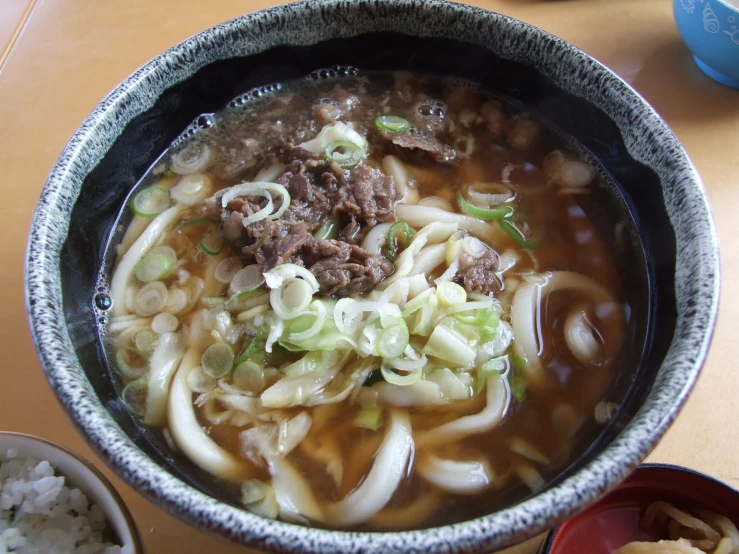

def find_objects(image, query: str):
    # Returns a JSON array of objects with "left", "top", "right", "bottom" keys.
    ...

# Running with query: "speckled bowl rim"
[
  {"left": 25, "top": 1, "right": 719, "bottom": 552},
  {"left": 0, "top": 432, "right": 144, "bottom": 553}
]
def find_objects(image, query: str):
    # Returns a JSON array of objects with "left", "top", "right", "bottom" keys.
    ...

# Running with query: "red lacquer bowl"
[{"left": 540, "top": 464, "right": 739, "bottom": 554}]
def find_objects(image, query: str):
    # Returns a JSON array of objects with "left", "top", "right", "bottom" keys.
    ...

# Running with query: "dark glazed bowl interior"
[{"left": 26, "top": 1, "right": 719, "bottom": 553}]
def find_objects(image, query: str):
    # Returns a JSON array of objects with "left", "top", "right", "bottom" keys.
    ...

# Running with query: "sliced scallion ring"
[
  {"left": 230, "top": 265, "right": 264, "bottom": 294},
  {"left": 134, "top": 329, "right": 158, "bottom": 353},
  {"left": 215, "top": 257, "right": 244, "bottom": 284},
  {"left": 201, "top": 342, "right": 235, "bottom": 379},
  {"left": 499, "top": 220, "right": 536, "bottom": 249},
  {"left": 458, "top": 194, "right": 515, "bottom": 220},
  {"left": 375, "top": 321, "right": 410, "bottom": 359},
  {"left": 232, "top": 360, "right": 265, "bottom": 394},
  {"left": 380, "top": 361, "right": 422, "bottom": 386},
  {"left": 200, "top": 228, "right": 225, "bottom": 255},
  {"left": 149, "top": 246, "right": 177, "bottom": 265},
  {"left": 133, "top": 282, "right": 168, "bottom": 317},
  {"left": 313, "top": 217, "right": 339, "bottom": 240},
  {"left": 375, "top": 115, "right": 411, "bottom": 134},
  {"left": 178, "top": 217, "right": 219, "bottom": 230},
  {"left": 386, "top": 220, "right": 414, "bottom": 262},
  {"left": 115, "top": 349, "right": 147, "bottom": 379},
  {"left": 132, "top": 187, "right": 171, "bottom": 217},
  {"left": 326, "top": 140, "right": 363, "bottom": 169},
  {"left": 134, "top": 254, "right": 172, "bottom": 282},
  {"left": 121, "top": 379, "right": 148, "bottom": 417},
  {"left": 234, "top": 337, "right": 259, "bottom": 367}
]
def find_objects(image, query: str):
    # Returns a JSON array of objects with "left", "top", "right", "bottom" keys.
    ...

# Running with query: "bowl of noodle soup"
[{"left": 26, "top": 0, "right": 719, "bottom": 552}]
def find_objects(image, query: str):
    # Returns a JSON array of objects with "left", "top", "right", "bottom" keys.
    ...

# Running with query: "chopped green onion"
[
  {"left": 375, "top": 115, "right": 411, "bottom": 133},
  {"left": 352, "top": 407, "right": 384, "bottom": 431},
  {"left": 178, "top": 217, "right": 219, "bottom": 230},
  {"left": 132, "top": 187, "right": 171, "bottom": 217},
  {"left": 149, "top": 246, "right": 177, "bottom": 265},
  {"left": 232, "top": 360, "right": 265, "bottom": 394},
  {"left": 201, "top": 342, "right": 235, "bottom": 378},
  {"left": 313, "top": 217, "right": 339, "bottom": 240},
  {"left": 386, "top": 220, "right": 414, "bottom": 262},
  {"left": 133, "top": 282, "right": 168, "bottom": 317},
  {"left": 200, "top": 296, "right": 226, "bottom": 308},
  {"left": 225, "top": 289, "right": 265, "bottom": 312},
  {"left": 235, "top": 326, "right": 268, "bottom": 366},
  {"left": 115, "top": 349, "right": 147, "bottom": 379},
  {"left": 200, "top": 228, "right": 225, "bottom": 255},
  {"left": 499, "top": 220, "right": 536, "bottom": 249},
  {"left": 380, "top": 361, "right": 422, "bottom": 386},
  {"left": 134, "top": 329, "right": 158, "bottom": 354},
  {"left": 134, "top": 254, "right": 172, "bottom": 283},
  {"left": 215, "top": 257, "right": 244, "bottom": 284},
  {"left": 121, "top": 379, "right": 148, "bottom": 417},
  {"left": 458, "top": 194, "right": 515, "bottom": 220},
  {"left": 436, "top": 282, "right": 467, "bottom": 306},
  {"left": 475, "top": 357, "right": 507, "bottom": 395},
  {"left": 326, "top": 140, "right": 363, "bottom": 169},
  {"left": 231, "top": 265, "right": 265, "bottom": 294},
  {"left": 375, "top": 321, "right": 410, "bottom": 359},
  {"left": 510, "top": 356, "right": 528, "bottom": 403}
]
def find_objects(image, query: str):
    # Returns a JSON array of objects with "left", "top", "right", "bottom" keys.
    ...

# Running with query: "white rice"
[{"left": 0, "top": 449, "right": 131, "bottom": 554}]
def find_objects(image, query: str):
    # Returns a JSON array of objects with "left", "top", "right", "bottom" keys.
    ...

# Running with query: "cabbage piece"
[
  {"left": 426, "top": 367, "right": 473, "bottom": 401},
  {"left": 423, "top": 320, "right": 477, "bottom": 367},
  {"left": 259, "top": 351, "right": 347, "bottom": 408}
]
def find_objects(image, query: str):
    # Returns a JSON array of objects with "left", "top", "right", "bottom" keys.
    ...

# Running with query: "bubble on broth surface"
[{"left": 307, "top": 65, "right": 359, "bottom": 81}]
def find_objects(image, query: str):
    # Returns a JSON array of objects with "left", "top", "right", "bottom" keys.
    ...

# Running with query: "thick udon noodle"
[{"left": 104, "top": 71, "right": 629, "bottom": 529}]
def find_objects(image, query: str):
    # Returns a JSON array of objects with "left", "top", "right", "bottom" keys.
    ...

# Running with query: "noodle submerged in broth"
[{"left": 103, "top": 70, "right": 631, "bottom": 529}]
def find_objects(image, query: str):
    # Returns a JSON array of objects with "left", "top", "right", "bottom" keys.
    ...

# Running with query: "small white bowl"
[{"left": 0, "top": 432, "right": 142, "bottom": 553}]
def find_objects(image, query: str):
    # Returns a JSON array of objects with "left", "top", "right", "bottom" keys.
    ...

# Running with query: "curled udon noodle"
[
  {"left": 511, "top": 271, "right": 624, "bottom": 387},
  {"left": 268, "top": 410, "right": 414, "bottom": 526}
]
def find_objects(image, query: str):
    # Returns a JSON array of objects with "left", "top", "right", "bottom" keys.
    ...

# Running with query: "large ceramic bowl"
[{"left": 25, "top": 1, "right": 719, "bottom": 553}]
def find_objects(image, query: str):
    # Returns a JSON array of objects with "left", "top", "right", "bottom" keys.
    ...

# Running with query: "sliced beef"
[
  {"left": 351, "top": 165, "right": 396, "bottom": 225},
  {"left": 249, "top": 220, "right": 311, "bottom": 271},
  {"left": 333, "top": 165, "right": 397, "bottom": 233},
  {"left": 215, "top": 132, "right": 399, "bottom": 295},
  {"left": 269, "top": 137, "right": 323, "bottom": 167},
  {"left": 303, "top": 239, "right": 394, "bottom": 297},
  {"left": 377, "top": 128, "right": 456, "bottom": 164},
  {"left": 455, "top": 250, "right": 502, "bottom": 295}
]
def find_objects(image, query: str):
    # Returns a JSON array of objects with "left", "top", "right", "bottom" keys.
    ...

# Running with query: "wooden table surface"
[{"left": 1, "top": 0, "right": 736, "bottom": 552}]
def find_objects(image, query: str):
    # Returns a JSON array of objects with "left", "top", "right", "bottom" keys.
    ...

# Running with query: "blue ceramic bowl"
[
  {"left": 674, "top": 0, "right": 739, "bottom": 88},
  {"left": 26, "top": 1, "right": 720, "bottom": 553}
]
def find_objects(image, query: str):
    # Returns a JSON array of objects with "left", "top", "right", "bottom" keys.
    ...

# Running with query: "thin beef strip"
[
  {"left": 454, "top": 250, "right": 502, "bottom": 295},
  {"left": 376, "top": 128, "right": 456, "bottom": 164},
  {"left": 249, "top": 220, "right": 312, "bottom": 270},
  {"left": 303, "top": 239, "right": 394, "bottom": 297}
]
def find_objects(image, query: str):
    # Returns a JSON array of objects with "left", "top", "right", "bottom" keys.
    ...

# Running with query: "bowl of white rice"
[{"left": 0, "top": 432, "right": 142, "bottom": 554}]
